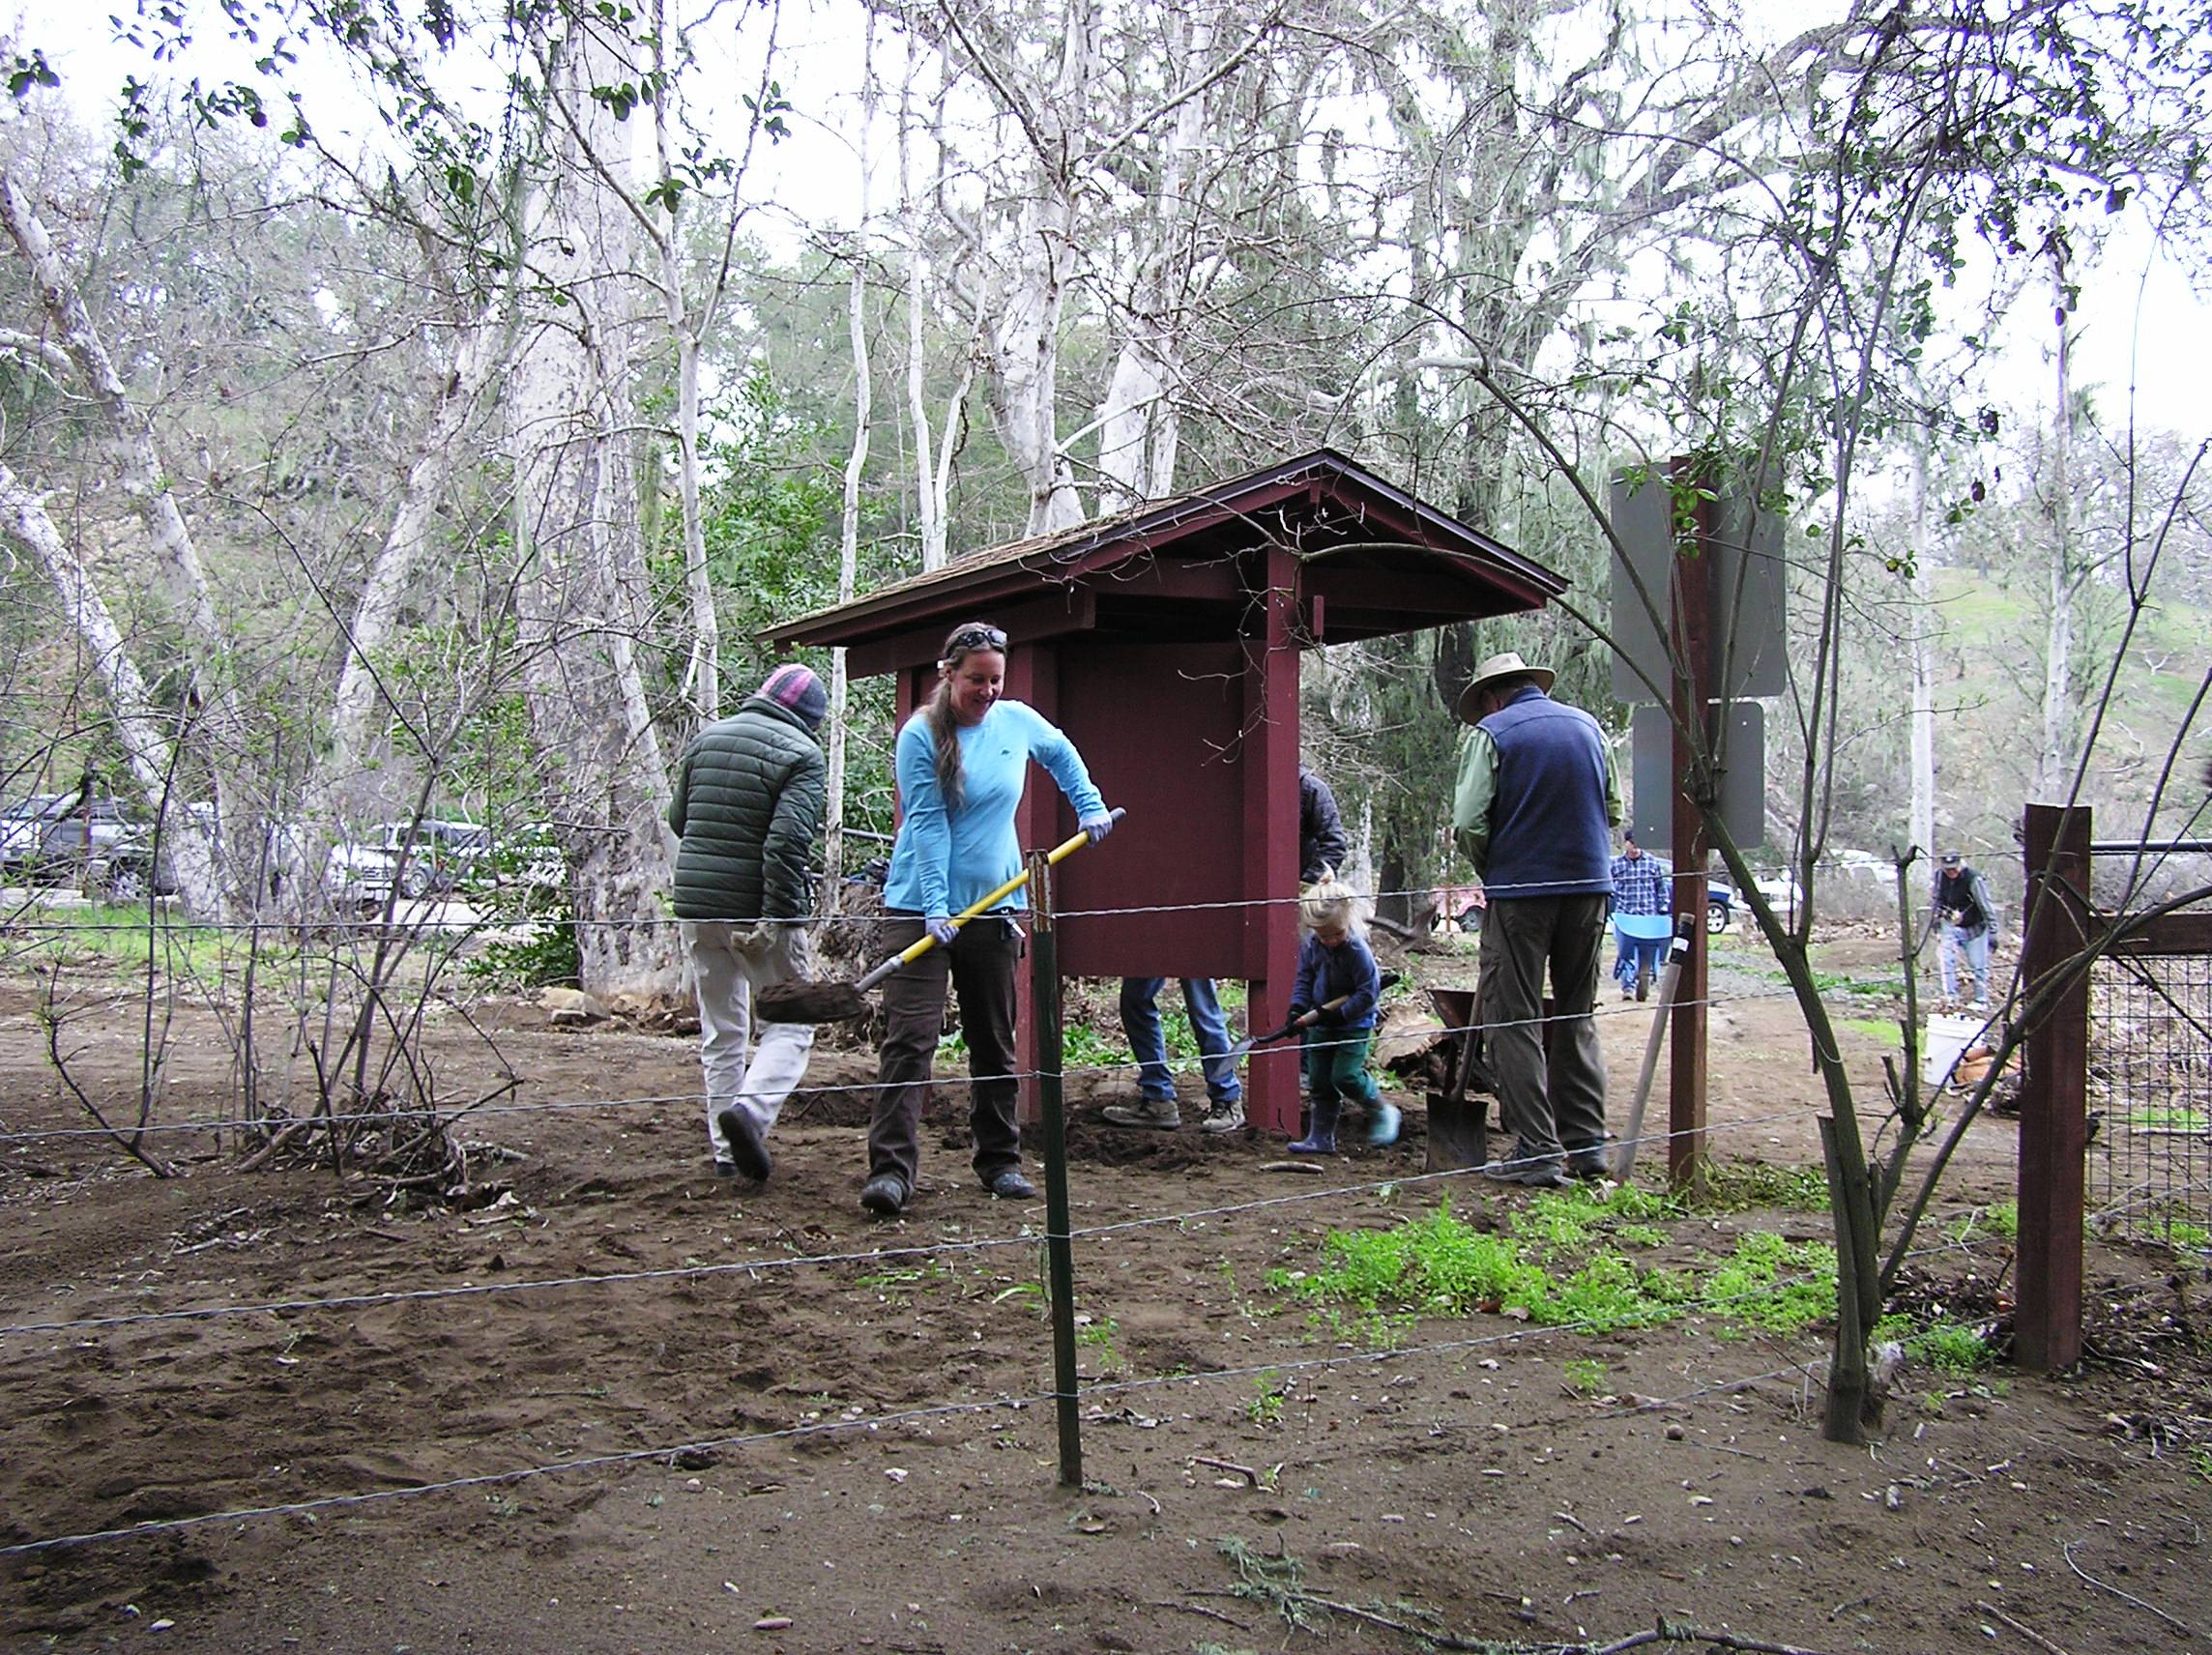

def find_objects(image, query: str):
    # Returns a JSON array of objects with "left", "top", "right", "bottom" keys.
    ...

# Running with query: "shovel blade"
[
  {"left": 1425, "top": 1089, "right": 1490, "bottom": 1173},
  {"left": 755, "top": 979, "right": 870, "bottom": 1024}
]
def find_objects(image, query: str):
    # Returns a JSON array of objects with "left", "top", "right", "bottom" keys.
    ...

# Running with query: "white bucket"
[{"left": 1923, "top": 1013, "right": 1984, "bottom": 1087}]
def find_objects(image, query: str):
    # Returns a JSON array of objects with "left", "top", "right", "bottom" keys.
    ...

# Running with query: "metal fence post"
[
  {"left": 1027, "top": 849, "right": 1083, "bottom": 1486},
  {"left": 2017, "top": 803, "right": 2091, "bottom": 1372}
]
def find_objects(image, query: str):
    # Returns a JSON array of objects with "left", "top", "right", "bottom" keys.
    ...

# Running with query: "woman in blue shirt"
[{"left": 861, "top": 620, "right": 1113, "bottom": 1216}]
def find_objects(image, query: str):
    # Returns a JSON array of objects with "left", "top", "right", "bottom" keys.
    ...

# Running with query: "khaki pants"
[
  {"left": 1477, "top": 895, "right": 1610, "bottom": 1165},
  {"left": 682, "top": 920, "right": 817, "bottom": 1164}
]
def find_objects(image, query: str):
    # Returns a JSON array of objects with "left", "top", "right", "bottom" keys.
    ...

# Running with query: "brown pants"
[
  {"left": 1478, "top": 894, "right": 1610, "bottom": 1164},
  {"left": 868, "top": 913, "right": 1025, "bottom": 1192}
]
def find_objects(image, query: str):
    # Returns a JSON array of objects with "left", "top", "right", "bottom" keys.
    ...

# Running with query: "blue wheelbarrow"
[{"left": 1613, "top": 912, "right": 1674, "bottom": 1002}]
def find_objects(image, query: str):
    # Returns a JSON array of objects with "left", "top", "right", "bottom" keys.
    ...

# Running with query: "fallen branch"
[
  {"left": 1972, "top": 1602, "right": 2073, "bottom": 1655},
  {"left": 2063, "top": 1539, "right": 2199, "bottom": 1638}
]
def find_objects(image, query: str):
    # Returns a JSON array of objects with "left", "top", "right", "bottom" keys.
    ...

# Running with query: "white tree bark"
[
  {"left": 0, "top": 467, "right": 222, "bottom": 913},
  {"left": 2035, "top": 244, "right": 2077, "bottom": 801},
  {"left": 826, "top": 29, "right": 877, "bottom": 894},
  {"left": 1908, "top": 443, "right": 1936, "bottom": 857},
  {"left": 321, "top": 309, "right": 507, "bottom": 818},
  {"left": 651, "top": 0, "right": 720, "bottom": 724},
  {"left": 0, "top": 165, "right": 242, "bottom": 907},
  {"left": 509, "top": 19, "right": 681, "bottom": 1000}
]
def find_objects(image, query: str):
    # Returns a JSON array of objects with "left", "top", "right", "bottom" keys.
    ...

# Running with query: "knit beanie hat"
[{"left": 757, "top": 663, "right": 829, "bottom": 731}]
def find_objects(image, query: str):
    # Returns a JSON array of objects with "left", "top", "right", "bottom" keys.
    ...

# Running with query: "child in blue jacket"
[{"left": 1287, "top": 878, "right": 1400, "bottom": 1151}]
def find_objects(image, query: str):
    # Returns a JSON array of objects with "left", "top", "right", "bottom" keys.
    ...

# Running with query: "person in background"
[
  {"left": 1607, "top": 830, "right": 1673, "bottom": 1002},
  {"left": 1300, "top": 763, "right": 1349, "bottom": 886},
  {"left": 668, "top": 662, "right": 828, "bottom": 1184},
  {"left": 1934, "top": 851, "right": 1999, "bottom": 1011},
  {"left": 1451, "top": 652, "right": 1621, "bottom": 1186},
  {"left": 1285, "top": 876, "right": 1396, "bottom": 1152},
  {"left": 1108, "top": 762, "right": 1350, "bottom": 1135},
  {"left": 1104, "top": 976, "right": 1245, "bottom": 1134},
  {"left": 862, "top": 621, "right": 1115, "bottom": 1218}
]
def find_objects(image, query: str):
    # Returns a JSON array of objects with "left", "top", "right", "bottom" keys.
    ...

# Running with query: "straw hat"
[{"left": 1454, "top": 652, "right": 1555, "bottom": 723}]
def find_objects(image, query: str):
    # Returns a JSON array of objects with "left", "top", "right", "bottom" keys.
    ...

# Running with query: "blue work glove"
[
  {"left": 925, "top": 915, "right": 960, "bottom": 947},
  {"left": 1079, "top": 812, "right": 1115, "bottom": 843}
]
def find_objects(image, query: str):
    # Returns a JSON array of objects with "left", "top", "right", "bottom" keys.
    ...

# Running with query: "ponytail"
[{"left": 925, "top": 677, "right": 964, "bottom": 812}]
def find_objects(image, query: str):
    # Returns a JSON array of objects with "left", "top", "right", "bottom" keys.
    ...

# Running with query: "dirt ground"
[{"left": 1, "top": 927, "right": 2208, "bottom": 1655}]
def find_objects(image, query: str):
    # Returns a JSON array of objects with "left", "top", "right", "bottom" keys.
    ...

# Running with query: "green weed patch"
[{"left": 1264, "top": 1190, "right": 1836, "bottom": 1341}]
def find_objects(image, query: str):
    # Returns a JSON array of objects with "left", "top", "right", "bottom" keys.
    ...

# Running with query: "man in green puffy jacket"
[{"left": 668, "top": 662, "right": 829, "bottom": 1183}]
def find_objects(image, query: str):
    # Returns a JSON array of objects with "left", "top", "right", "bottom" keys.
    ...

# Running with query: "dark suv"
[{"left": 1, "top": 794, "right": 139, "bottom": 888}]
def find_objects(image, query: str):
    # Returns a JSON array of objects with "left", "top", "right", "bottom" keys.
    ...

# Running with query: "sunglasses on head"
[{"left": 945, "top": 624, "right": 1007, "bottom": 654}]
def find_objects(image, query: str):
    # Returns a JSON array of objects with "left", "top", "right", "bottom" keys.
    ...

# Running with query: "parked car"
[
  {"left": 326, "top": 819, "right": 499, "bottom": 904},
  {"left": 1432, "top": 881, "right": 1487, "bottom": 932},
  {"left": 2, "top": 793, "right": 141, "bottom": 887},
  {"left": 1703, "top": 879, "right": 1737, "bottom": 933},
  {"left": 1, "top": 793, "right": 82, "bottom": 873},
  {"left": 94, "top": 803, "right": 222, "bottom": 902}
]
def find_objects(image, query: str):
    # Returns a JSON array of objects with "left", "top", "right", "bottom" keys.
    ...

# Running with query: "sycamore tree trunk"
[
  {"left": 509, "top": 22, "right": 681, "bottom": 1001},
  {"left": 0, "top": 469, "right": 223, "bottom": 913},
  {"left": 0, "top": 167, "right": 241, "bottom": 915},
  {"left": 2035, "top": 241, "right": 2077, "bottom": 801},
  {"left": 1909, "top": 442, "right": 1936, "bottom": 855},
  {"left": 319, "top": 307, "right": 509, "bottom": 824}
]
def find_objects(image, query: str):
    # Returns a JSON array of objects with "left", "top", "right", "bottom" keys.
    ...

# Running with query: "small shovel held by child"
[
  {"left": 756, "top": 808, "right": 1124, "bottom": 1024},
  {"left": 1224, "top": 995, "right": 1351, "bottom": 1060}
]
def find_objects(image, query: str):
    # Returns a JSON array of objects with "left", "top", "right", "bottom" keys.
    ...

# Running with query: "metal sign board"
[
  {"left": 1608, "top": 470, "right": 1787, "bottom": 704},
  {"left": 1627, "top": 702, "right": 1766, "bottom": 853}
]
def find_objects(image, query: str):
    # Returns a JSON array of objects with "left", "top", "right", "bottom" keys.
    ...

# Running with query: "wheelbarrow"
[{"left": 1613, "top": 911, "right": 1675, "bottom": 1002}]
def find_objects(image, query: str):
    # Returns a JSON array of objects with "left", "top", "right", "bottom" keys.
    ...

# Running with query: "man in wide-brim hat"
[{"left": 1451, "top": 652, "right": 1622, "bottom": 1186}]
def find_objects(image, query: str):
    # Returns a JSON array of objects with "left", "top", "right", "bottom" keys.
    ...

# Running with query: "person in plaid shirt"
[{"left": 1608, "top": 833, "right": 1673, "bottom": 1000}]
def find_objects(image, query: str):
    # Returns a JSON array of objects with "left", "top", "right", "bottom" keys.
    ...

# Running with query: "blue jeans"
[
  {"left": 1938, "top": 925, "right": 1991, "bottom": 1001},
  {"left": 1120, "top": 977, "right": 1241, "bottom": 1104}
]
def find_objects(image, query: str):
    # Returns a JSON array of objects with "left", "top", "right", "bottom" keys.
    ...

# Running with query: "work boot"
[
  {"left": 1482, "top": 1145, "right": 1570, "bottom": 1188},
  {"left": 984, "top": 1167, "right": 1036, "bottom": 1201},
  {"left": 716, "top": 1108, "right": 772, "bottom": 1183},
  {"left": 1366, "top": 1101, "right": 1402, "bottom": 1147},
  {"left": 859, "top": 1173, "right": 908, "bottom": 1216},
  {"left": 1197, "top": 1096, "right": 1246, "bottom": 1134},
  {"left": 1102, "top": 1094, "right": 1181, "bottom": 1129},
  {"left": 1566, "top": 1145, "right": 1615, "bottom": 1180},
  {"left": 1289, "top": 1098, "right": 1339, "bottom": 1154}
]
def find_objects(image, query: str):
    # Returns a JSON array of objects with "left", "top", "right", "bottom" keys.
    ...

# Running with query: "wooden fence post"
[{"left": 2016, "top": 803, "right": 2091, "bottom": 1372}]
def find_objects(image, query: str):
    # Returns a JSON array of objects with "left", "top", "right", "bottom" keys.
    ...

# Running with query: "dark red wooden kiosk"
[{"left": 766, "top": 449, "right": 1565, "bottom": 1134}]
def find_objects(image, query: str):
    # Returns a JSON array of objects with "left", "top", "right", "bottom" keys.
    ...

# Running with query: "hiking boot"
[
  {"left": 1197, "top": 1097, "right": 1246, "bottom": 1134},
  {"left": 1366, "top": 1101, "right": 1402, "bottom": 1147},
  {"left": 985, "top": 1167, "right": 1036, "bottom": 1201},
  {"left": 859, "top": 1174, "right": 908, "bottom": 1216},
  {"left": 1102, "top": 1095, "right": 1182, "bottom": 1129},
  {"left": 1483, "top": 1147, "right": 1570, "bottom": 1189},
  {"left": 716, "top": 1108, "right": 772, "bottom": 1183},
  {"left": 713, "top": 1160, "right": 738, "bottom": 1178},
  {"left": 1566, "top": 1147, "right": 1615, "bottom": 1180}
]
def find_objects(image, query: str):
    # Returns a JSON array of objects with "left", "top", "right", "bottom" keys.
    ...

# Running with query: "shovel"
[
  {"left": 755, "top": 807, "right": 1123, "bottom": 1024},
  {"left": 1225, "top": 995, "right": 1351, "bottom": 1060}
]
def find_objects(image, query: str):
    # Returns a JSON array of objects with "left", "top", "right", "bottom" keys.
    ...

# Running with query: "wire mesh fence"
[{"left": 2088, "top": 948, "right": 2212, "bottom": 1244}]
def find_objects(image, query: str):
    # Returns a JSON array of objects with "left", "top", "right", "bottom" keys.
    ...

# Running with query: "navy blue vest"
[{"left": 1479, "top": 686, "right": 1613, "bottom": 899}]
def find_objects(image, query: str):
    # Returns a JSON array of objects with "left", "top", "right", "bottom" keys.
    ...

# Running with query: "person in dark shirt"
[
  {"left": 1933, "top": 852, "right": 1999, "bottom": 1010},
  {"left": 1450, "top": 652, "right": 1621, "bottom": 1186},
  {"left": 1285, "top": 877, "right": 1398, "bottom": 1152},
  {"left": 1299, "top": 765, "right": 1348, "bottom": 885}
]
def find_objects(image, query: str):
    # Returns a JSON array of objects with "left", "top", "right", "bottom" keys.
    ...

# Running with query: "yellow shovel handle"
[{"left": 859, "top": 808, "right": 1123, "bottom": 988}]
